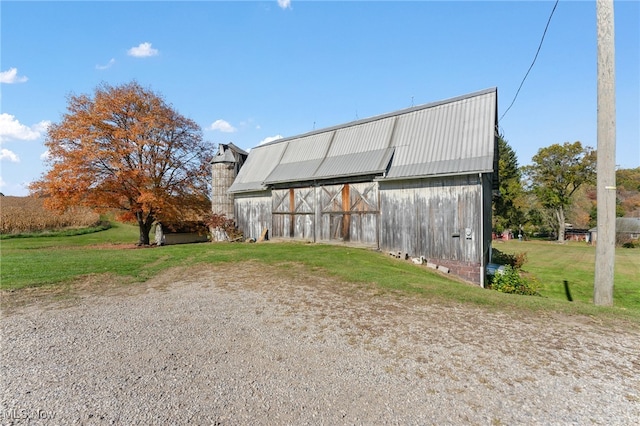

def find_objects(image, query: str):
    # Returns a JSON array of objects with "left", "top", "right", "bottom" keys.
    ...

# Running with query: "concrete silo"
[{"left": 211, "top": 143, "right": 248, "bottom": 240}]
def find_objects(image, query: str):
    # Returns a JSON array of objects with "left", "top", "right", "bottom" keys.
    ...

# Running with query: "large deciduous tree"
[
  {"left": 523, "top": 141, "right": 596, "bottom": 242},
  {"left": 31, "top": 81, "right": 212, "bottom": 245}
]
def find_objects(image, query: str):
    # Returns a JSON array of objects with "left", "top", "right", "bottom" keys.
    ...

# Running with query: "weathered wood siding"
[
  {"left": 379, "top": 175, "right": 483, "bottom": 265},
  {"left": 233, "top": 192, "right": 272, "bottom": 240},
  {"left": 234, "top": 175, "right": 492, "bottom": 284},
  {"left": 482, "top": 172, "right": 493, "bottom": 263}
]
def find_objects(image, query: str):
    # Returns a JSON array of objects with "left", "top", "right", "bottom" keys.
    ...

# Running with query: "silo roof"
[{"left": 212, "top": 143, "right": 248, "bottom": 163}]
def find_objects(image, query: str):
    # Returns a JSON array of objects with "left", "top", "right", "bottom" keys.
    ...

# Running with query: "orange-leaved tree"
[{"left": 30, "top": 81, "right": 212, "bottom": 245}]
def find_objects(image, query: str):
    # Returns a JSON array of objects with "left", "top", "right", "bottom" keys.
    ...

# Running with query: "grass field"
[
  {"left": 1, "top": 222, "right": 638, "bottom": 322},
  {"left": 496, "top": 240, "right": 640, "bottom": 311}
]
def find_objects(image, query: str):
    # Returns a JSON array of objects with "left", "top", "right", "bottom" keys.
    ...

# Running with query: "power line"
[{"left": 499, "top": 0, "right": 560, "bottom": 123}]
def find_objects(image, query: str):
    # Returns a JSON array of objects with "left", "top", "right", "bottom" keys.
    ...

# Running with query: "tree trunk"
[
  {"left": 136, "top": 212, "right": 155, "bottom": 246},
  {"left": 556, "top": 207, "right": 566, "bottom": 243}
]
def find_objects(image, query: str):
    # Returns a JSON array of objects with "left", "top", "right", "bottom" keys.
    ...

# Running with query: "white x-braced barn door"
[{"left": 319, "top": 183, "right": 378, "bottom": 245}]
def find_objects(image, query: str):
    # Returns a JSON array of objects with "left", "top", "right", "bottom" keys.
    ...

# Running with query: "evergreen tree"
[{"left": 493, "top": 135, "right": 525, "bottom": 234}]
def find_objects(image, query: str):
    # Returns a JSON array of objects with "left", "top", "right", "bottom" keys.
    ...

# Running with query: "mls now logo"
[{"left": 1, "top": 408, "right": 56, "bottom": 420}]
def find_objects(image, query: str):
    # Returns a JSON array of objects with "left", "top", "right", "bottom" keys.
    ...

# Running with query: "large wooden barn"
[{"left": 222, "top": 88, "right": 498, "bottom": 286}]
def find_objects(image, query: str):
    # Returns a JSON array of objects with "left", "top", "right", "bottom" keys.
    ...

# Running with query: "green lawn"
[
  {"left": 495, "top": 239, "right": 640, "bottom": 311},
  {"left": 1, "top": 222, "right": 639, "bottom": 322}
]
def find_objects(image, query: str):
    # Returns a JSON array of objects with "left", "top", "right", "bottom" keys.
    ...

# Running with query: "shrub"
[
  {"left": 491, "top": 248, "right": 528, "bottom": 269},
  {"left": 205, "top": 213, "right": 243, "bottom": 242},
  {"left": 489, "top": 265, "right": 541, "bottom": 296},
  {"left": 622, "top": 241, "right": 637, "bottom": 249}
]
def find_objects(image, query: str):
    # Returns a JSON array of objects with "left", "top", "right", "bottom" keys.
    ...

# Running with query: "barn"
[{"left": 221, "top": 88, "right": 498, "bottom": 286}]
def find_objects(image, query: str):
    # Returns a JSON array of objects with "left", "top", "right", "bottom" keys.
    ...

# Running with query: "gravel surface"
[{"left": 1, "top": 262, "right": 639, "bottom": 425}]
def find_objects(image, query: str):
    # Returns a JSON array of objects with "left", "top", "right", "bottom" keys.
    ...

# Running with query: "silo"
[{"left": 211, "top": 143, "right": 248, "bottom": 240}]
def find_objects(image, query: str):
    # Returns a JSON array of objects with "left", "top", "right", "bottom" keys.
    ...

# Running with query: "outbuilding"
[
  {"left": 589, "top": 217, "right": 640, "bottom": 245},
  {"left": 221, "top": 88, "right": 499, "bottom": 285},
  {"left": 154, "top": 221, "right": 209, "bottom": 245}
]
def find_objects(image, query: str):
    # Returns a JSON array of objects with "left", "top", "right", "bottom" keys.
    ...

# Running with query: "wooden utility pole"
[{"left": 594, "top": 0, "right": 616, "bottom": 306}]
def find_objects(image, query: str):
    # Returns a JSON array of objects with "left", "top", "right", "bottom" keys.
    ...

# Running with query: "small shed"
[
  {"left": 565, "top": 228, "right": 589, "bottom": 242},
  {"left": 154, "top": 221, "right": 209, "bottom": 246},
  {"left": 224, "top": 88, "right": 499, "bottom": 285}
]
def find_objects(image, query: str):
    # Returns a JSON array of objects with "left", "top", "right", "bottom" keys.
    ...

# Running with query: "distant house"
[
  {"left": 217, "top": 88, "right": 499, "bottom": 286},
  {"left": 588, "top": 217, "right": 640, "bottom": 245},
  {"left": 617, "top": 217, "right": 640, "bottom": 241}
]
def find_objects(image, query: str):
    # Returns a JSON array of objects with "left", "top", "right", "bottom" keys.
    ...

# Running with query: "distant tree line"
[{"left": 493, "top": 136, "right": 640, "bottom": 243}]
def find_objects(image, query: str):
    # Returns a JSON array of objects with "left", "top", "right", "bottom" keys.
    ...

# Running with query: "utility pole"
[{"left": 594, "top": 0, "right": 616, "bottom": 306}]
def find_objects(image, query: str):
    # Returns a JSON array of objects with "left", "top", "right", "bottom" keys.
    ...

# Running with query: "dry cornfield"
[{"left": 0, "top": 196, "right": 101, "bottom": 234}]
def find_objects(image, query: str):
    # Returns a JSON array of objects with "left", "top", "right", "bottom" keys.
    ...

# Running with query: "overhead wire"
[{"left": 499, "top": 0, "right": 560, "bottom": 124}]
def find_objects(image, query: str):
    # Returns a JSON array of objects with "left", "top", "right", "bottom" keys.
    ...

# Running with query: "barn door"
[
  {"left": 318, "top": 185, "right": 343, "bottom": 241},
  {"left": 271, "top": 189, "right": 290, "bottom": 238},
  {"left": 293, "top": 187, "right": 315, "bottom": 239},
  {"left": 271, "top": 188, "right": 315, "bottom": 239},
  {"left": 348, "top": 182, "right": 379, "bottom": 245},
  {"left": 319, "top": 183, "right": 378, "bottom": 245}
]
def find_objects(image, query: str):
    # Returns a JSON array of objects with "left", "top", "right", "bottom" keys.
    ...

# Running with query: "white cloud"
[
  {"left": 40, "top": 150, "right": 50, "bottom": 161},
  {"left": 259, "top": 134, "right": 283, "bottom": 146},
  {"left": 209, "top": 119, "right": 237, "bottom": 133},
  {"left": 127, "top": 42, "right": 159, "bottom": 58},
  {"left": 33, "top": 120, "right": 51, "bottom": 134},
  {"left": 0, "top": 177, "right": 30, "bottom": 196},
  {"left": 0, "top": 68, "right": 28, "bottom": 84},
  {"left": 0, "top": 148, "right": 20, "bottom": 162},
  {"left": 0, "top": 114, "right": 48, "bottom": 143},
  {"left": 277, "top": 0, "right": 292, "bottom": 10},
  {"left": 96, "top": 58, "right": 116, "bottom": 70}
]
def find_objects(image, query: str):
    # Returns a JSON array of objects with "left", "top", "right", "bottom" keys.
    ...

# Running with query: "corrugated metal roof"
[
  {"left": 264, "top": 158, "right": 325, "bottom": 185},
  {"left": 386, "top": 90, "right": 496, "bottom": 179},
  {"left": 262, "top": 132, "right": 334, "bottom": 185},
  {"left": 227, "top": 142, "right": 288, "bottom": 193},
  {"left": 327, "top": 116, "right": 396, "bottom": 156},
  {"left": 228, "top": 88, "right": 497, "bottom": 193},
  {"left": 314, "top": 147, "right": 395, "bottom": 181},
  {"left": 279, "top": 132, "right": 334, "bottom": 162},
  {"left": 263, "top": 119, "right": 397, "bottom": 185}
]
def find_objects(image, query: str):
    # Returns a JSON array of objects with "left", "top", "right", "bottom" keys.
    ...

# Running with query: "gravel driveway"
[{"left": 2, "top": 262, "right": 639, "bottom": 425}]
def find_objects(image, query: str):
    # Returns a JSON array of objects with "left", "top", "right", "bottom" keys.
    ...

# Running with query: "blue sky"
[{"left": 1, "top": 0, "right": 638, "bottom": 196}]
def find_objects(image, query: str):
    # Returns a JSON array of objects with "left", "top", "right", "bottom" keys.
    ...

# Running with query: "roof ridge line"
[{"left": 257, "top": 87, "right": 497, "bottom": 148}]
